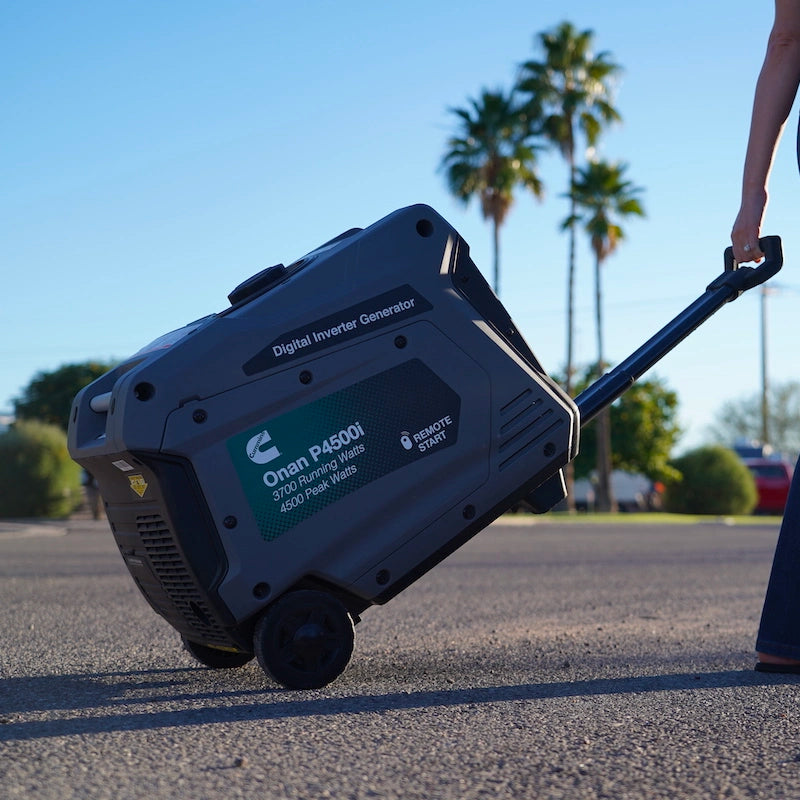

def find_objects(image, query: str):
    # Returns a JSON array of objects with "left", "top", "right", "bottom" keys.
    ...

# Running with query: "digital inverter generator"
[{"left": 67, "top": 204, "right": 782, "bottom": 689}]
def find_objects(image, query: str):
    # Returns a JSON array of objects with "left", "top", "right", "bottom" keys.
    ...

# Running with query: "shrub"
[
  {"left": 663, "top": 444, "right": 757, "bottom": 515},
  {"left": 0, "top": 420, "right": 83, "bottom": 518}
]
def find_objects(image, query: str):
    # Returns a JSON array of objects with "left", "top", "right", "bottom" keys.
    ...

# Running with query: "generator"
[{"left": 67, "top": 204, "right": 781, "bottom": 688}]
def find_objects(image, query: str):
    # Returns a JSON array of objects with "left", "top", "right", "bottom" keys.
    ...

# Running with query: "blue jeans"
[
  {"left": 756, "top": 457, "right": 800, "bottom": 658},
  {"left": 754, "top": 115, "right": 800, "bottom": 658}
]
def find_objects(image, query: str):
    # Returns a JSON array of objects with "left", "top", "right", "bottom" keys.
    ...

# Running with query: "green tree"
[
  {"left": 0, "top": 420, "right": 82, "bottom": 518},
  {"left": 573, "top": 371, "right": 682, "bottom": 485},
  {"left": 664, "top": 445, "right": 757, "bottom": 515},
  {"left": 570, "top": 159, "right": 645, "bottom": 510},
  {"left": 441, "top": 88, "right": 544, "bottom": 295},
  {"left": 707, "top": 380, "right": 800, "bottom": 457},
  {"left": 14, "top": 361, "right": 115, "bottom": 431},
  {"left": 516, "top": 21, "right": 622, "bottom": 397}
]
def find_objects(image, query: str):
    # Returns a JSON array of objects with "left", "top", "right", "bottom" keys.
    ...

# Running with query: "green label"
[{"left": 227, "top": 360, "right": 460, "bottom": 541}]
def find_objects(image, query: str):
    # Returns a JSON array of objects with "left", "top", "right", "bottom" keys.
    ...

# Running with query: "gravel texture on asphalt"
[{"left": 1, "top": 518, "right": 797, "bottom": 799}]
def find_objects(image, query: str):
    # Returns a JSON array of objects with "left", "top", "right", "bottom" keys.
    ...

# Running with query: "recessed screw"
[
  {"left": 394, "top": 335, "right": 407, "bottom": 349},
  {"left": 223, "top": 516, "right": 237, "bottom": 529},
  {"left": 192, "top": 409, "right": 207, "bottom": 424},
  {"left": 415, "top": 219, "right": 434, "bottom": 238},
  {"left": 134, "top": 382, "right": 155, "bottom": 401},
  {"left": 299, "top": 371, "right": 313, "bottom": 385},
  {"left": 376, "top": 569, "right": 390, "bottom": 586},
  {"left": 253, "top": 582, "right": 271, "bottom": 599},
  {"left": 463, "top": 505, "right": 476, "bottom": 520},
  {"left": 544, "top": 442, "right": 556, "bottom": 457}
]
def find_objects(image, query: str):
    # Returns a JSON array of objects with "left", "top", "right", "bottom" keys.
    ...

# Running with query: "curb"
[{"left": 0, "top": 521, "right": 68, "bottom": 539}]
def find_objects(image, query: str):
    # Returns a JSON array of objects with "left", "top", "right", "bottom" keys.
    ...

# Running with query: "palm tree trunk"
[
  {"left": 562, "top": 161, "right": 578, "bottom": 513},
  {"left": 492, "top": 216, "right": 500, "bottom": 296},
  {"left": 594, "top": 251, "right": 604, "bottom": 378},
  {"left": 565, "top": 176, "right": 576, "bottom": 398},
  {"left": 595, "top": 407, "right": 616, "bottom": 511},
  {"left": 593, "top": 252, "right": 616, "bottom": 512}
]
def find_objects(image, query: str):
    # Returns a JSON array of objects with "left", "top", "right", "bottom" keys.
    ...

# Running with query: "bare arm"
[{"left": 731, "top": 0, "right": 800, "bottom": 262}]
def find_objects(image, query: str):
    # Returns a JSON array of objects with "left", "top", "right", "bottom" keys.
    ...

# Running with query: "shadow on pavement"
[{"left": 0, "top": 665, "right": 792, "bottom": 742}]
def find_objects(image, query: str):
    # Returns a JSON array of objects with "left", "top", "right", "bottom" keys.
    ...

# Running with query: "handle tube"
[{"left": 575, "top": 236, "right": 782, "bottom": 426}]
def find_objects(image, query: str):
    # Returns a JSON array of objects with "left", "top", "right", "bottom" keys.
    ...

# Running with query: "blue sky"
[{"left": 3, "top": 0, "right": 798, "bottom": 452}]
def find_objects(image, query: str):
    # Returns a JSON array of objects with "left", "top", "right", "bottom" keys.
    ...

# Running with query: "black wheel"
[
  {"left": 253, "top": 590, "right": 355, "bottom": 689},
  {"left": 182, "top": 636, "right": 254, "bottom": 669}
]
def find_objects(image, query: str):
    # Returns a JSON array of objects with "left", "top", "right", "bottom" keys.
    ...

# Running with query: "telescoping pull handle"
[
  {"left": 713, "top": 235, "right": 783, "bottom": 296},
  {"left": 575, "top": 235, "right": 783, "bottom": 426}
]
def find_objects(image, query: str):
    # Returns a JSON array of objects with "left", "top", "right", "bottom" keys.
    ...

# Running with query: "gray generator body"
[{"left": 68, "top": 205, "right": 578, "bottom": 663}]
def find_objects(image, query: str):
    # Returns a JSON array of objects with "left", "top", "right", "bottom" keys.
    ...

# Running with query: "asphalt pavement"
[{"left": 1, "top": 516, "right": 799, "bottom": 799}]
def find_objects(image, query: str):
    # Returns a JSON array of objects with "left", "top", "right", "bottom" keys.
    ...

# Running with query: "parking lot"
[{"left": 1, "top": 516, "right": 799, "bottom": 799}]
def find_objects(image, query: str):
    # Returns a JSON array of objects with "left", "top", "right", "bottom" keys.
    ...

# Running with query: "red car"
[{"left": 744, "top": 459, "right": 793, "bottom": 514}]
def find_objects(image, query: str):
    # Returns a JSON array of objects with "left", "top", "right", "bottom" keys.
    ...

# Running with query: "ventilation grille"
[
  {"left": 136, "top": 513, "right": 229, "bottom": 646},
  {"left": 498, "top": 388, "right": 564, "bottom": 471}
]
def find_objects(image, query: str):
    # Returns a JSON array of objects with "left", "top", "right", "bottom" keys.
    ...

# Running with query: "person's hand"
[
  {"left": 732, "top": 231, "right": 764, "bottom": 263},
  {"left": 731, "top": 194, "right": 766, "bottom": 263}
]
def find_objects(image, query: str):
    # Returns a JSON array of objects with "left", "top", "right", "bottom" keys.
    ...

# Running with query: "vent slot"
[
  {"left": 500, "top": 395, "right": 544, "bottom": 436},
  {"left": 136, "top": 514, "right": 229, "bottom": 646},
  {"left": 500, "top": 388, "right": 534, "bottom": 417},
  {"left": 499, "top": 416, "right": 564, "bottom": 470},
  {"left": 498, "top": 388, "right": 564, "bottom": 471}
]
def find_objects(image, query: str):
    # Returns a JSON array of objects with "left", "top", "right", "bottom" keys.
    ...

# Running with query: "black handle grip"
[{"left": 716, "top": 235, "right": 783, "bottom": 294}]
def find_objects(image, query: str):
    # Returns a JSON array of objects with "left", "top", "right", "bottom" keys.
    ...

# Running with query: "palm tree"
[
  {"left": 570, "top": 159, "right": 645, "bottom": 511},
  {"left": 440, "top": 89, "right": 544, "bottom": 296},
  {"left": 516, "top": 21, "right": 622, "bottom": 397}
]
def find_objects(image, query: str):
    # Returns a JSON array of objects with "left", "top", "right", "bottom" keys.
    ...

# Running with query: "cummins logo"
[{"left": 246, "top": 429, "right": 281, "bottom": 464}]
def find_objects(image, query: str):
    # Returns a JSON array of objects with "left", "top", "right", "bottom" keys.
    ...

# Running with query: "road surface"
[{"left": 1, "top": 516, "right": 797, "bottom": 799}]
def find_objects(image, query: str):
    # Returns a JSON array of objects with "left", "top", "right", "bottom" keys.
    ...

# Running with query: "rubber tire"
[
  {"left": 253, "top": 590, "right": 355, "bottom": 689},
  {"left": 182, "top": 636, "right": 255, "bottom": 669}
]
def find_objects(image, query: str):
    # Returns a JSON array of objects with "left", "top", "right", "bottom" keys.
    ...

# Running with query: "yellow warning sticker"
[{"left": 128, "top": 474, "right": 148, "bottom": 498}]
